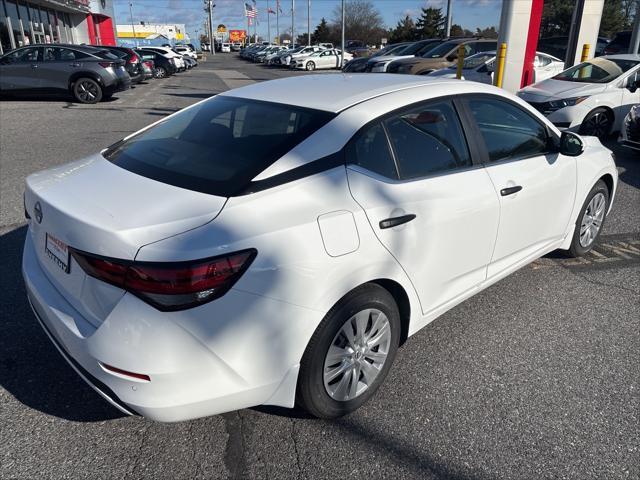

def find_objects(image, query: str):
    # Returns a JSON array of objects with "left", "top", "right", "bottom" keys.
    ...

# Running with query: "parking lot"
[{"left": 1, "top": 54, "right": 638, "bottom": 480}]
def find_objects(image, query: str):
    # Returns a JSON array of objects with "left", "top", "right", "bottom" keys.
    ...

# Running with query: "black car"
[
  {"left": 135, "top": 48, "right": 176, "bottom": 78},
  {"left": 0, "top": 44, "right": 130, "bottom": 103},
  {"left": 603, "top": 31, "right": 630, "bottom": 56},
  {"left": 97, "top": 45, "right": 144, "bottom": 84},
  {"left": 619, "top": 104, "right": 640, "bottom": 151}
]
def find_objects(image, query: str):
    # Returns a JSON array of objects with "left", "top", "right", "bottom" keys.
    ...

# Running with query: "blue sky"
[{"left": 114, "top": 0, "right": 502, "bottom": 42}]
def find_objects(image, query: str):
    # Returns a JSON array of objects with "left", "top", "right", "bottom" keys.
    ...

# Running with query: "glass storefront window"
[
  {"left": 16, "top": 1, "right": 32, "bottom": 46},
  {"left": 5, "top": 0, "right": 22, "bottom": 48}
]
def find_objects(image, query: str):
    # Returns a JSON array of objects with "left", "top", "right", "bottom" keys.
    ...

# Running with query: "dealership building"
[{"left": 0, "top": 0, "right": 116, "bottom": 54}]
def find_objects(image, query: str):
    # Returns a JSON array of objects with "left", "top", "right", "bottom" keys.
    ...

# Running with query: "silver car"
[{"left": 0, "top": 44, "right": 131, "bottom": 104}]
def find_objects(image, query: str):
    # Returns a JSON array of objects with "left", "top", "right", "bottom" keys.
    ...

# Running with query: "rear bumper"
[{"left": 22, "top": 231, "right": 313, "bottom": 422}]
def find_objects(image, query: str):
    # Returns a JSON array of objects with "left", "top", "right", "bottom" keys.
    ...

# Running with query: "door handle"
[
  {"left": 31, "top": 64, "right": 38, "bottom": 68},
  {"left": 500, "top": 185, "right": 523, "bottom": 196},
  {"left": 379, "top": 214, "right": 416, "bottom": 229},
  {"left": 69, "top": 63, "right": 81, "bottom": 67}
]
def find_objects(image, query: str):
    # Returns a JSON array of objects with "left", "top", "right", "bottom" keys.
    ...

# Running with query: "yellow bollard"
[
  {"left": 494, "top": 42, "right": 507, "bottom": 88},
  {"left": 455, "top": 44, "right": 466, "bottom": 80},
  {"left": 580, "top": 43, "right": 590, "bottom": 62}
]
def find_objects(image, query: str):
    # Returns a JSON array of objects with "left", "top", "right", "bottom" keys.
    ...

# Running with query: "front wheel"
[
  {"left": 305, "top": 61, "right": 316, "bottom": 71},
  {"left": 567, "top": 180, "right": 609, "bottom": 257},
  {"left": 580, "top": 108, "right": 613, "bottom": 140},
  {"left": 297, "top": 284, "right": 400, "bottom": 419},
  {"left": 73, "top": 77, "right": 102, "bottom": 104}
]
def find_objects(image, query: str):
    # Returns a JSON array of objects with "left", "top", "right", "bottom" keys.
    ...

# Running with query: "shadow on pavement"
[{"left": 0, "top": 225, "right": 125, "bottom": 422}]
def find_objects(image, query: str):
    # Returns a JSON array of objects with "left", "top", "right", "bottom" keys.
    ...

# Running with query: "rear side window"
[
  {"left": 384, "top": 101, "right": 472, "bottom": 179},
  {"left": 467, "top": 98, "right": 549, "bottom": 162},
  {"left": 352, "top": 123, "right": 398, "bottom": 179},
  {"left": 104, "top": 96, "right": 335, "bottom": 196}
]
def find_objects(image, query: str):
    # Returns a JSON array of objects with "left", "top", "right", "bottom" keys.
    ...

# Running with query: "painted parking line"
[
  {"left": 531, "top": 233, "right": 640, "bottom": 271},
  {"left": 210, "top": 69, "right": 255, "bottom": 90}
]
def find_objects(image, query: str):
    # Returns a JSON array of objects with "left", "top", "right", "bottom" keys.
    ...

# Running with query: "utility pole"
[
  {"left": 445, "top": 0, "right": 452, "bottom": 37},
  {"left": 291, "top": 0, "right": 295, "bottom": 47},
  {"left": 307, "top": 0, "right": 310, "bottom": 46},
  {"left": 129, "top": 2, "right": 137, "bottom": 48},
  {"left": 205, "top": 1, "right": 215, "bottom": 55},
  {"left": 630, "top": 1, "right": 640, "bottom": 54},
  {"left": 340, "top": 0, "right": 345, "bottom": 68}
]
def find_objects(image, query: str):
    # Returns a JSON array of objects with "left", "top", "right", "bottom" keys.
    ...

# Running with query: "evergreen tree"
[
  {"left": 311, "top": 18, "right": 331, "bottom": 44},
  {"left": 389, "top": 15, "right": 416, "bottom": 43},
  {"left": 415, "top": 7, "right": 445, "bottom": 39}
]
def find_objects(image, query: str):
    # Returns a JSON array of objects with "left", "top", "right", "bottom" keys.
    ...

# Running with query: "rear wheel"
[
  {"left": 297, "top": 284, "right": 400, "bottom": 419},
  {"left": 580, "top": 108, "right": 613, "bottom": 140},
  {"left": 567, "top": 180, "right": 609, "bottom": 257},
  {"left": 306, "top": 61, "right": 316, "bottom": 71},
  {"left": 72, "top": 78, "right": 102, "bottom": 104},
  {"left": 154, "top": 66, "right": 168, "bottom": 78}
]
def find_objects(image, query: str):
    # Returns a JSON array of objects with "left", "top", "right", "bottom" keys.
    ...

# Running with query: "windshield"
[
  {"left": 553, "top": 57, "right": 639, "bottom": 83},
  {"left": 401, "top": 40, "right": 438, "bottom": 56},
  {"left": 104, "top": 96, "right": 335, "bottom": 196},
  {"left": 448, "top": 52, "right": 495, "bottom": 69},
  {"left": 422, "top": 41, "right": 458, "bottom": 58}
]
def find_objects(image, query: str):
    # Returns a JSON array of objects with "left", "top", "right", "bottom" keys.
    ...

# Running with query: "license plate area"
[{"left": 45, "top": 233, "right": 70, "bottom": 274}]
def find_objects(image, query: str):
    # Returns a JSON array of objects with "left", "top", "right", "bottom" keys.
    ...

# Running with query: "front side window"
[
  {"left": 384, "top": 101, "right": 472, "bottom": 179},
  {"left": 104, "top": 96, "right": 335, "bottom": 196},
  {"left": 467, "top": 98, "right": 549, "bottom": 162},
  {"left": 0, "top": 46, "right": 41, "bottom": 63},
  {"left": 43, "top": 47, "right": 89, "bottom": 61}
]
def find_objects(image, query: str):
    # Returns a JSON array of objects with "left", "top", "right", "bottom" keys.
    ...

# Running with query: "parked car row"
[
  {"left": 0, "top": 43, "right": 199, "bottom": 104},
  {"left": 239, "top": 43, "right": 353, "bottom": 70},
  {"left": 338, "top": 36, "right": 639, "bottom": 146}
]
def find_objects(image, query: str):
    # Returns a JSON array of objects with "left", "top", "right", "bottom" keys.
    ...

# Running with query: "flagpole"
[
  {"left": 291, "top": 0, "right": 294, "bottom": 47},
  {"left": 276, "top": 2, "right": 279, "bottom": 44},
  {"left": 307, "top": 0, "right": 310, "bottom": 46},
  {"left": 267, "top": 0, "right": 271, "bottom": 43}
]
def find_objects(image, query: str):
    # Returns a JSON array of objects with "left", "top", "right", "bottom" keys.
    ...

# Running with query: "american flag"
[{"left": 245, "top": 2, "right": 257, "bottom": 18}]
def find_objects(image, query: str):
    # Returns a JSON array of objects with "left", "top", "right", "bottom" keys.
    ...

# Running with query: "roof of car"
[
  {"left": 600, "top": 53, "right": 640, "bottom": 60},
  {"left": 8, "top": 43, "right": 107, "bottom": 52},
  {"left": 221, "top": 74, "right": 459, "bottom": 113}
]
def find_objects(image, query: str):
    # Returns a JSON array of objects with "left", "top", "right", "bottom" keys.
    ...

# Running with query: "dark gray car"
[{"left": 0, "top": 44, "right": 131, "bottom": 104}]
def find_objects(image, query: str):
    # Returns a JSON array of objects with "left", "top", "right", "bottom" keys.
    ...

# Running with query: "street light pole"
[
  {"left": 445, "top": 0, "right": 452, "bottom": 37},
  {"left": 129, "top": 2, "right": 137, "bottom": 48},
  {"left": 268, "top": 0, "right": 271, "bottom": 44},
  {"left": 307, "top": 0, "right": 310, "bottom": 46},
  {"left": 340, "top": 0, "right": 344, "bottom": 68},
  {"left": 291, "top": 0, "right": 295, "bottom": 47}
]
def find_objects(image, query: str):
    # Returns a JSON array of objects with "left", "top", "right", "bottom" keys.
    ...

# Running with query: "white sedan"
[
  {"left": 293, "top": 49, "right": 352, "bottom": 70},
  {"left": 23, "top": 75, "right": 617, "bottom": 421},
  {"left": 518, "top": 54, "right": 640, "bottom": 139},
  {"left": 429, "top": 51, "right": 564, "bottom": 84}
]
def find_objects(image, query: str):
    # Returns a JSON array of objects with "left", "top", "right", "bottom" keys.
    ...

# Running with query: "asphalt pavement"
[{"left": 0, "top": 54, "right": 638, "bottom": 480}]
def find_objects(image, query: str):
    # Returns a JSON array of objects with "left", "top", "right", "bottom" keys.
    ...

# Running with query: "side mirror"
[
  {"left": 626, "top": 78, "right": 640, "bottom": 93},
  {"left": 559, "top": 131, "right": 584, "bottom": 156}
]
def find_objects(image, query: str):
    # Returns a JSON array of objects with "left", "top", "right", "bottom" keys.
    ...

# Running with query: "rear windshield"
[{"left": 104, "top": 96, "right": 335, "bottom": 196}]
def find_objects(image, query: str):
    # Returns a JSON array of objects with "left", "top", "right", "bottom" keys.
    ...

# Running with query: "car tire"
[
  {"left": 297, "top": 283, "right": 401, "bottom": 419},
  {"left": 567, "top": 179, "right": 609, "bottom": 257},
  {"left": 72, "top": 77, "right": 103, "bottom": 104},
  {"left": 306, "top": 61, "right": 316, "bottom": 71},
  {"left": 580, "top": 107, "right": 613, "bottom": 140},
  {"left": 154, "top": 67, "right": 168, "bottom": 79}
]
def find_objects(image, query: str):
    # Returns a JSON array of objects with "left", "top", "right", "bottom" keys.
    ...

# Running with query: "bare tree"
[{"left": 330, "top": 0, "right": 386, "bottom": 46}]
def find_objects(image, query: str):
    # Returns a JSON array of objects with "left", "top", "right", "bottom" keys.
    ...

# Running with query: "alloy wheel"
[
  {"left": 579, "top": 192, "right": 606, "bottom": 247},
  {"left": 583, "top": 112, "right": 611, "bottom": 139},
  {"left": 323, "top": 308, "right": 391, "bottom": 402},
  {"left": 76, "top": 80, "right": 98, "bottom": 102}
]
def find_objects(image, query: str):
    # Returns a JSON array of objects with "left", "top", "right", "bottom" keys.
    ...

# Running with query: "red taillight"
[
  {"left": 128, "top": 53, "right": 139, "bottom": 64},
  {"left": 101, "top": 363, "right": 150, "bottom": 382},
  {"left": 143, "top": 60, "right": 153, "bottom": 68},
  {"left": 71, "top": 249, "right": 256, "bottom": 311},
  {"left": 98, "top": 61, "right": 116, "bottom": 68}
]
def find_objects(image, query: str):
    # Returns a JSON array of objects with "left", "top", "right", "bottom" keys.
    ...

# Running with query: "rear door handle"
[
  {"left": 379, "top": 214, "right": 416, "bottom": 229},
  {"left": 69, "top": 62, "right": 81, "bottom": 67},
  {"left": 31, "top": 64, "right": 38, "bottom": 68},
  {"left": 500, "top": 186, "right": 523, "bottom": 196}
]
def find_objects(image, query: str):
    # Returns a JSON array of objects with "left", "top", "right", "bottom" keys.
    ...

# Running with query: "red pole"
[{"left": 521, "top": 0, "right": 544, "bottom": 88}]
